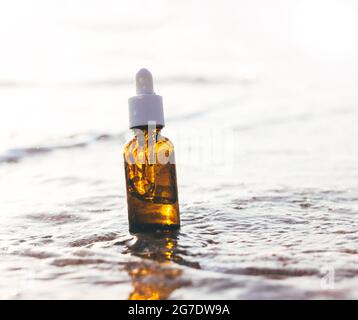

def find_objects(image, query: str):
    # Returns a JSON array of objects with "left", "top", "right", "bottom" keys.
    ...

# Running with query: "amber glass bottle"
[{"left": 124, "top": 69, "right": 180, "bottom": 232}]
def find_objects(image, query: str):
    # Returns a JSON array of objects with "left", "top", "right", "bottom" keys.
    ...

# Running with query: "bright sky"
[{"left": 0, "top": 0, "right": 358, "bottom": 83}]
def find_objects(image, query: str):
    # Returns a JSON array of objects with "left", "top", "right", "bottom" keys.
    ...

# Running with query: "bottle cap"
[{"left": 128, "top": 68, "right": 165, "bottom": 129}]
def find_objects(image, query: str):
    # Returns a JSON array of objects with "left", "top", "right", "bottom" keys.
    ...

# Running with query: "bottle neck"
[{"left": 132, "top": 125, "right": 163, "bottom": 137}]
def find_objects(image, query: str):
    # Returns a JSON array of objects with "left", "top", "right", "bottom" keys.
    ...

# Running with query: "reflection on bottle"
[{"left": 124, "top": 232, "right": 199, "bottom": 300}]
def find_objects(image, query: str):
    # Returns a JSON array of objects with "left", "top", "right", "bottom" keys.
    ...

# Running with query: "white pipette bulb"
[{"left": 136, "top": 68, "right": 154, "bottom": 95}]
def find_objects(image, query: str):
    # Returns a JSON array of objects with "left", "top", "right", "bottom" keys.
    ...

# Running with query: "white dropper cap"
[{"left": 128, "top": 68, "right": 165, "bottom": 129}]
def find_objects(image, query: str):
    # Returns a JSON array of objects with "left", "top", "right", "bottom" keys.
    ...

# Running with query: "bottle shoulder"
[
  {"left": 123, "top": 136, "right": 137, "bottom": 151},
  {"left": 157, "top": 134, "right": 174, "bottom": 150},
  {"left": 123, "top": 132, "right": 176, "bottom": 165}
]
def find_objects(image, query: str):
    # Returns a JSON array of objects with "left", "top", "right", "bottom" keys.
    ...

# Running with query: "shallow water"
[{"left": 1, "top": 0, "right": 358, "bottom": 299}]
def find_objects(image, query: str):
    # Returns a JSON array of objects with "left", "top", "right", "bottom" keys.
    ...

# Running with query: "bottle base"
[{"left": 129, "top": 223, "right": 180, "bottom": 234}]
